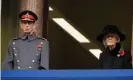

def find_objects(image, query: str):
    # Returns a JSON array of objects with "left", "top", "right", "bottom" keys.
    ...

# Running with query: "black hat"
[
  {"left": 19, "top": 10, "right": 38, "bottom": 21},
  {"left": 97, "top": 25, "right": 125, "bottom": 42}
]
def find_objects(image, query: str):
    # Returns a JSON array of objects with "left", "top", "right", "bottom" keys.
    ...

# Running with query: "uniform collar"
[{"left": 20, "top": 33, "right": 37, "bottom": 41}]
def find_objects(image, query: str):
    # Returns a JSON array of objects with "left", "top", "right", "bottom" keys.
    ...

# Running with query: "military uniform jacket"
[{"left": 2, "top": 33, "right": 49, "bottom": 70}]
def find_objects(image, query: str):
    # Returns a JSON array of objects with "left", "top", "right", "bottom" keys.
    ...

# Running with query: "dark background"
[{"left": 1, "top": 0, "right": 132, "bottom": 69}]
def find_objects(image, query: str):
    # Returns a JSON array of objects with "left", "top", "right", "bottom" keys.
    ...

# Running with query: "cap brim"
[{"left": 21, "top": 18, "right": 34, "bottom": 21}]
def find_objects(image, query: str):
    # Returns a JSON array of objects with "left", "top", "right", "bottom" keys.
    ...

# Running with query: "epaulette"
[
  {"left": 38, "top": 37, "right": 47, "bottom": 41},
  {"left": 12, "top": 37, "right": 20, "bottom": 40}
]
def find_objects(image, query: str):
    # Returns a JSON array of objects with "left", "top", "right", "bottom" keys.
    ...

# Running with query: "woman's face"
[{"left": 104, "top": 33, "right": 119, "bottom": 46}]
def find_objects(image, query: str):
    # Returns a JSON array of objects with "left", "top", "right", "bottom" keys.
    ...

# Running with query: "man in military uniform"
[{"left": 2, "top": 10, "right": 49, "bottom": 70}]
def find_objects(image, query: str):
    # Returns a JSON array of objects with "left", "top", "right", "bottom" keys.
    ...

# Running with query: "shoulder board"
[
  {"left": 38, "top": 37, "right": 47, "bottom": 41},
  {"left": 12, "top": 37, "right": 20, "bottom": 40}
]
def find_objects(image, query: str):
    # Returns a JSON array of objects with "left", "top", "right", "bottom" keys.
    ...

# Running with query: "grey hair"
[{"left": 103, "top": 40, "right": 107, "bottom": 48}]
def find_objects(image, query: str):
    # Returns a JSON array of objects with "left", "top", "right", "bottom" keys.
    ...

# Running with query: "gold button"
[
  {"left": 18, "top": 67, "right": 20, "bottom": 69},
  {"left": 17, "top": 60, "right": 19, "bottom": 62},
  {"left": 41, "top": 42, "right": 43, "bottom": 44},
  {"left": 15, "top": 54, "right": 17, "bottom": 56},
  {"left": 13, "top": 42, "right": 15, "bottom": 45},
  {"left": 29, "top": 67, "right": 32, "bottom": 69},
  {"left": 32, "top": 60, "right": 35, "bottom": 63}
]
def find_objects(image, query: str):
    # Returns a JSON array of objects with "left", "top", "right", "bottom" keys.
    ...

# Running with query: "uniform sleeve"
[
  {"left": 2, "top": 41, "right": 14, "bottom": 69},
  {"left": 39, "top": 41, "right": 49, "bottom": 70}
]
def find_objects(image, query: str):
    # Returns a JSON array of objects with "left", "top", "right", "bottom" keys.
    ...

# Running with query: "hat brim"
[
  {"left": 97, "top": 32, "right": 125, "bottom": 42},
  {"left": 21, "top": 18, "right": 34, "bottom": 22}
]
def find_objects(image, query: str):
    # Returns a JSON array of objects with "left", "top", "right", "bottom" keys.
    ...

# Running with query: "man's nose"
[{"left": 26, "top": 23, "right": 29, "bottom": 27}]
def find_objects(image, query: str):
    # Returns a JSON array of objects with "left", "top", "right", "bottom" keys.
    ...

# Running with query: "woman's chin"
[{"left": 107, "top": 44, "right": 115, "bottom": 46}]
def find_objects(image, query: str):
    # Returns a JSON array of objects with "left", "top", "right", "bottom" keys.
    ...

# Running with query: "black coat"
[{"left": 99, "top": 43, "right": 132, "bottom": 69}]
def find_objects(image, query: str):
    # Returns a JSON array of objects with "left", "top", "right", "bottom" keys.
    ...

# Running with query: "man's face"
[
  {"left": 20, "top": 20, "right": 35, "bottom": 34},
  {"left": 104, "top": 33, "right": 119, "bottom": 46}
]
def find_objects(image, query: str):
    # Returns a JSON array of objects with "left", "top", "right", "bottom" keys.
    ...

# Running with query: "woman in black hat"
[{"left": 97, "top": 25, "right": 132, "bottom": 69}]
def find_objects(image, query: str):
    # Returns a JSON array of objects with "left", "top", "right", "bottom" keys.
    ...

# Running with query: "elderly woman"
[{"left": 97, "top": 25, "right": 132, "bottom": 69}]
